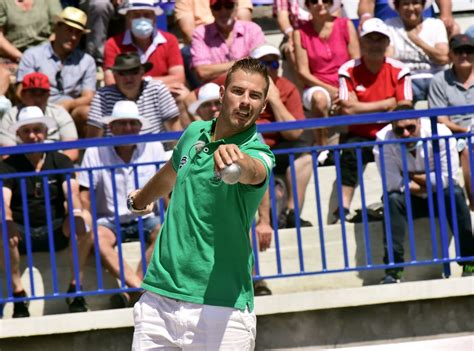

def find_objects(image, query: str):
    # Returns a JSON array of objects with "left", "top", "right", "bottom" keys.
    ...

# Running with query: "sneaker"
[
  {"left": 12, "top": 291, "right": 30, "bottom": 318},
  {"left": 253, "top": 280, "right": 272, "bottom": 296},
  {"left": 285, "top": 209, "right": 312, "bottom": 228},
  {"left": 331, "top": 207, "right": 351, "bottom": 224},
  {"left": 380, "top": 272, "right": 402, "bottom": 284},
  {"left": 462, "top": 264, "right": 474, "bottom": 277},
  {"left": 110, "top": 293, "right": 129, "bottom": 309},
  {"left": 67, "top": 296, "right": 88, "bottom": 313}
]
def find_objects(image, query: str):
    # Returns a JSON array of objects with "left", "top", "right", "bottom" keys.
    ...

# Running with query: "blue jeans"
[
  {"left": 383, "top": 186, "right": 474, "bottom": 275},
  {"left": 97, "top": 216, "right": 161, "bottom": 244},
  {"left": 412, "top": 78, "right": 431, "bottom": 103}
]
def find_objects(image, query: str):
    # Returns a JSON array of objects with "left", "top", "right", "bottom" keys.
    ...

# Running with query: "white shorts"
[
  {"left": 132, "top": 291, "right": 256, "bottom": 350},
  {"left": 302, "top": 86, "right": 332, "bottom": 111}
]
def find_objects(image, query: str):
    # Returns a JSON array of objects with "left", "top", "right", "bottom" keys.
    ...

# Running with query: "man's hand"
[
  {"left": 255, "top": 220, "right": 272, "bottom": 252},
  {"left": 439, "top": 14, "right": 455, "bottom": 35},
  {"left": 168, "top": 83, "right": 190, "bottom": 103},
  {"left": 214, "top": 144, "right": 244, "bottom": 173},
  {"left": 267, "top": 78, "right": 281, "bottom": 103}
]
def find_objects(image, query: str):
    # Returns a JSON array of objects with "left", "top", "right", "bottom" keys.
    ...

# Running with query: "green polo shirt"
[{"left": 142, "top": 119, "right": 275, "bottom": 311}]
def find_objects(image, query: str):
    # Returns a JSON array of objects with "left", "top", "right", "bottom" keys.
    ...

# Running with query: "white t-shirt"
[
  {"left": 385, "top": 17, "right": 448, "bottom": 79},
  {"left": 78, "top": 141, "right": 167, "bottom": 223}
]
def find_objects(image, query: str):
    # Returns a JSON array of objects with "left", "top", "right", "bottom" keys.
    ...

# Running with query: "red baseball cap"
[
  {"left": 22, "top": 72, "right": 51, "bottom": 91},
  {"left": 210, "top": 0, "right": 236, "bottom": 7}
]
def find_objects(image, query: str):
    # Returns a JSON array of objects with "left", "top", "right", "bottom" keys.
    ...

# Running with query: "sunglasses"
[
  {"left": 453, "top": 47, "right": 474, "bottom": 56},
  {"left": 308, "top": 0, "right": 332, "bottom": 5},
  {"left": 116, "top": 67, "right": 142, "bottom": 77},
  {"left": 393, "top": 124, "right": 417, "bottom": 136},
  {"left": 211, "top": 2, "right": 235, "bottom": 11},
  {"left": 259, "top": 60, "right": 280, "bottom": 70}
]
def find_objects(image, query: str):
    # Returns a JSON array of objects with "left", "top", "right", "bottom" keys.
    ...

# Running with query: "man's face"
[
  {"left": 17, "top": 123, "right": 48, "bottom": 144},
  {"left": 360, "top": 33, "right": 390, "bottom": 59},
  {"left": 196, "top": 99, "right": 221, "bottom": 121},
  {"left": 113, "top": 67, "right": 144, "bottom": 95},
  {"left": 109, "top": 119, "right": 142, "bottom": 136},
  {"left": 54, "top": 23, "right": 83, "bottom": 53},
  {"left": 219, "top": 69, "right": 268, "bottom": 133},
  {"left": 449, "top": 46, "right": 474, "bottom": 70},
  {"left": 211, "top": 0, "right": 236, "bottom": 30},
  {"left": 21, "top": 89, "right": 49, "bottom": 111},
  {"left": 126, "top": 9, "right": 156, "bottom": 29},
  {"left": 392, "top": 119, "right": 421, "bottom": 149},
  {"left": 396, "top": 0, "right": 424, "bottom": 25}
]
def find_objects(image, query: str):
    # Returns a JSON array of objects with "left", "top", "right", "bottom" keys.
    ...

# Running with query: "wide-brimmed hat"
[
  {"left": 250, "top": 44, "right": 281, "bottom": 59},
  {"left": 22, "top": 72, "right": 50, "bottom": 91},
  {"left": 188, "top": 83, "right": 220, "bottom": 115},
  {"left": 111, "top": 52, "right": 153, "bottom": 73},
  {"left": 103, "top": 101, "right": 150, "bottom": 129},
  {"left": 9, "top": 106, "right": 56, "bottom": 134},
  {"left": 360, "top": 18, "right": 390, "bottom": 39},
  {"left": 56, "top": 7, "right": 90, "bottom": 33},
  {"left": 118, "top": 0, "right": 163, "bottom": 16},
  {"left": 387, "top": 0, "right": 432, "bottom": 11}
]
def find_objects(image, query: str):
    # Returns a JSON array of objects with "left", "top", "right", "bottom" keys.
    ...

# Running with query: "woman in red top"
[{"left": 294, "top": 0, "right": 359, "bottom": 146}]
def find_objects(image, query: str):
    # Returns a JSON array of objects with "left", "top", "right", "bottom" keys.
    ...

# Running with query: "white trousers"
[{"left": 132, "top": 291, "right": 256, "bottom": 350}]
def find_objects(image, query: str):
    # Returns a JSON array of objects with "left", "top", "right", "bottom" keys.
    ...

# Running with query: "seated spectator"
[
  {"left": 103, "top": 0, "right": 185, "bottom": 88},
  {"left": 0, "top": 106, "right": 93, "bottom": 318},
  {"left": 191, "top": 0, "right": 265, "bottom": 82},
  {"left": 0, "top": 0, "right": 62, "bottom": 69},
  {"left": 384, "top": 0, "right": 449, "bottom": 103},
  {"left": 0, "top": 66, "right": 12, "bottom": 116},
  {"left": 86, "top": 53, "right": 181, "bottom": 138},
  {"left": 79, "top": 101, "right": 166, "bottom": 308},
  {"left": 17, "top": 7, "right": 97, "bottom": 138},
  {"left": 294, "top": 0, "right": 359, "bottom": 147},
  {"left": 175, "top": 0, "right": 253, "bottom": 88},
  {"left": 373, "top": 118, "right": 474, "bottom": 282},
  {"left": 251, "top": 44, "right": 313, "bottom": 228},
  {"left": 180, "top": 82, "right": 221, "bottom": 128},
  {"left": 429, "top": 34, "right": 474, "bottom": 208},
  {"left": 335, "top": 18, "right": 412, "bottom": 221},
  {"left": 0, "top": 72, "right": 79, "bottom": 162},
  {"left": 358, "top": 0, "right": 460, "bottom": 37}
]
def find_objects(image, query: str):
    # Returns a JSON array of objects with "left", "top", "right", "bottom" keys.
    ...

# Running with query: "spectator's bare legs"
[
  {"left": 62, "top": 210, "right": 94, "bottom": 287},
  {"left": 310, "top": 91, "right": 330, "bottom": 146},
  {"left": 135, "top": 227, "right": 160, "bottom": 281},
  {"left": 460, "top": 148, "right": 474, "bottom": 210},
  {"left": 71, "top": 105, "right": 90, "bottom": 139},
  {"left": 286, "top": 154, "right": 313, "bottom": 212},
  {"left": 0, "top": 231, "right": 24, "bottom": 294},
  {"left": 342, "top": 185, "right": 355, "bottom": 212},
  {"left": 0, "top": 66, "right": 11, "bottom": 96}
]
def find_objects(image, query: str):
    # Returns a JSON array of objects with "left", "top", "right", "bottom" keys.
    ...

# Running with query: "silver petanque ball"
[{"left": 219, "top": 163, "right": 242, "bottom": 185}]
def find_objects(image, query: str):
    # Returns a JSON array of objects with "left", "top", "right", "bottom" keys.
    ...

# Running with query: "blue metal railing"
[{"left": 1, "top": 105, "right": 474, "bottom": 312}]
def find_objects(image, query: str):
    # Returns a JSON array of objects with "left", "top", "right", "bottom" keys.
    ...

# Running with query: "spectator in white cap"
[
  {"left": 0, "top": 106, "right": 93, "bottom": 317},
  {"left": 187, "top": 83, "right": 221, "bottom": 122},
  {"left": 103, "top": 0, "right": 185, "bottom": 90},
  {"left": 385, "top": 0, "right": 449, "bottom": 103},
  {"left": 79, "top": 100, "right": 167, "bottom": 308}
]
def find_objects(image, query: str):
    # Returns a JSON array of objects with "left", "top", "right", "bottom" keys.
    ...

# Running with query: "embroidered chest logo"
[{"left": 179, "top": 155, "right": 189, "bottom": 169}]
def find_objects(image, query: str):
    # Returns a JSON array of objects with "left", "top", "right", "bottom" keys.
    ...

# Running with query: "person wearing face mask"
[{"left": 103, "top": 0, "right": 185, "bottom": 89}]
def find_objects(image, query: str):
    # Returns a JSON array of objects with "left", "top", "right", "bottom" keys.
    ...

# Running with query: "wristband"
[
  {"left": 360, "top": 12, "right": 372, "bottom": 19},
  {"left": 284, "top": 27, "right": 294, "bottom": 36},
  {"left": 72, "top": 209, "right": 82, "bottom": 215}
]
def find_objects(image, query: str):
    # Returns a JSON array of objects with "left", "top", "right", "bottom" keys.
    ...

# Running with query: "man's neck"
[
  {"left": 217, "top": 23, "right": 234, "bottom": 39},
  {"left": 133, "top": 35, "right": 152, "bottom": 52},
  {"left": 363, "top": 56, "right": 384, "bottom": 74},
  {"left": 114, "top": 145, "right": 136, "bottom": 163},
  {"left": 26, "top": 152, "right": 45, "bottom": 171},
  {"left": 121, "top": 82, "right": 143, "bottom": 101},
  {"left": 453, "top": 65, "right": 474, "bottom": 85},
  {"left": 51, "top": 41, "right": 70, "bottom": 62}
]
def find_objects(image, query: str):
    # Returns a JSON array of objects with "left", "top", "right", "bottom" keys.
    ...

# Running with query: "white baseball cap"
[
  {"left": 360, "top": 18, "right": 390, "bottom": 39},
  {"left": 103, "top": 100, "right": 150, "bottom": 128},
  {"left": 188, "top": 83, "right": 221, "bottom": 116},
  {"left": 387, "top": 0, "right": 432, "bottom": 11},
  {"left": 250, "top": 44, "right": 281, "bottom": 59},
  {"left": 118, "top": 0, "right": 163, "bottom": 16},
  {"left": 9, "top": 106, "right": 56, "bottom": 134}
]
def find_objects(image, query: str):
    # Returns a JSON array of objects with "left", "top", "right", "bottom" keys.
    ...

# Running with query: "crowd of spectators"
[{"left": 0, "top": 0, "right": 474, "bottom": 317}]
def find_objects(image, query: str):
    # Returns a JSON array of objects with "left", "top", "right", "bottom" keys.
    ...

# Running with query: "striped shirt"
[{"left": 87, "top": 80, "right": 179, "bottom": 136}]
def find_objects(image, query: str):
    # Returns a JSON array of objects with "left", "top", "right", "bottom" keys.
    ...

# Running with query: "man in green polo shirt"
[{"left": 128, "top": 58, "right": 274, "bottom": 350}]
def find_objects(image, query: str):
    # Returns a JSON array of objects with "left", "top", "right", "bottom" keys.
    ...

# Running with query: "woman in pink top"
[{"left": 294, "top": 0, "right": 359, "bottom": 146}]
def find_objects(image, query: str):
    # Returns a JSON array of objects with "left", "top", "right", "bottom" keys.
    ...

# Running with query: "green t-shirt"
[
  {"left": 142, "top": 120, "right": 275, "bottom": 311},
  {"left": 0, "top": 0, "right": 61, "bottom": 52}
]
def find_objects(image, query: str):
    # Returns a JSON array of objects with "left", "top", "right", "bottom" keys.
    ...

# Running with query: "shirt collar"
[
  {"left": 200, "top": 119, "right": 258, "bottom": 146},
  {"left": 210, "top": 20, "right": 245, "bottom": 39}
]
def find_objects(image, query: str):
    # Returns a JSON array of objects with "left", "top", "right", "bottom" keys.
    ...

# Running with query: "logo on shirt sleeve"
[{"left": 179, "top": 155, "right": 189, "bottom": 169}]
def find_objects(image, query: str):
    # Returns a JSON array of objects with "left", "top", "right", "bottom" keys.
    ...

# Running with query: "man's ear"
[{"left": 219, "top": 85, "right": 225, "bottom": 103}]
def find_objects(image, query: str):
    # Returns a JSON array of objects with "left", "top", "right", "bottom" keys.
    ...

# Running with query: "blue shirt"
[{"left": 17, "top": 42, "right": 96, "bottom": 103}]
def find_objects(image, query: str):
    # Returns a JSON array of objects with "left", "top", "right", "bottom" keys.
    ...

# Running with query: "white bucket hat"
[
  {"left": 188, "top": 83, "right": 221, "bottom": 116},
  {"left": 360, "top": 18, "right": 390, "bottom": 39},
  {"left": 250, "top": 44, "right": 281, "bottom": 59},
  {"left": 9, "top": 106, "right": 56, "bottom": 134},
  {"left": 119, "top": 0, "right": 163, "bottom": 16},
  {"left": 103, "top": 100, "right": 150, "bottom": 129},
  {"left": 387, "top": 0, "right": 432, "bottom": 11}
]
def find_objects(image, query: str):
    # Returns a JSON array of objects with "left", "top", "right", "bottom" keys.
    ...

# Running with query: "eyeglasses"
[
  {"left": 259, "top": 60, "right": 280, "bottom": 70},
  {"left": 308, "top": 0, "right": 332, "bottom": 5},
  {"left": 116, "top": 67, "right": 142, "bottom": 77},
  {"left": 393, "top": 124, "right": 417, "bottom": 136},
  {"left": 56, "top": 70, "right": 63, "bottom": 94},
  {"left": 453, "top": 47, "right": 474, "bottom": 56},
  {"left": 211, "top": 2, "right": 235, "bottom": 11}
]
